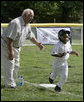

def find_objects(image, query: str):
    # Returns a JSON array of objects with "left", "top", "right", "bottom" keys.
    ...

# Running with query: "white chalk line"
[
  {"left": 24, "top": 80, "right": 83, "bottom": 98},
  {"left": 1, "top": 76, "right": 83, "bottom": 98}
]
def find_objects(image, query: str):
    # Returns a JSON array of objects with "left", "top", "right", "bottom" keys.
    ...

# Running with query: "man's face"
[{"left": 24, "top": 11, "right": 34, "bottom": 24}]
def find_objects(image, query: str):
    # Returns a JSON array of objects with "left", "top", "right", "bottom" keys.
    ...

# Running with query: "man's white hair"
[{"left": 22, "top": 8, "right": 34, "bottom": 17}]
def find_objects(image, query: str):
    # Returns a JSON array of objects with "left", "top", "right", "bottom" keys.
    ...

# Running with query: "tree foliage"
[{"left": 1, "top": 1, "right": 83, "bottom": 23}]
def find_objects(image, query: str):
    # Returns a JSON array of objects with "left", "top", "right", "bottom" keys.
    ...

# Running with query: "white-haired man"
[{"left": 1, "top": 8, "right": 44, "bottom": 88}]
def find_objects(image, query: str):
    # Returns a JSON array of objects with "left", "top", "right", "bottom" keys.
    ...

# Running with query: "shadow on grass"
[
  {"left": 33, "top": 66, "right": 44, "bottom": 69},
  {"left": 66, "top": 81, "right": 83, "bottom": 84},
  {"left": 68, "top": 65, "right": 75, "bottom": 68}
]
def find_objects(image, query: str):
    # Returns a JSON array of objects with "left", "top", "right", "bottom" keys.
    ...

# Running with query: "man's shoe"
[
  {"left": 5, "top": 85, "right": 17, "bottom": 89},
  {"left": 49, "top": 77, "right": 53, "bottom": 84},
  {"left": 54, "top": 85, "right": 61, "bottom": 92}
]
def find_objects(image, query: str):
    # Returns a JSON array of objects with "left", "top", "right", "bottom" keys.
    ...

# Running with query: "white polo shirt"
[
  {"left": 1, "top": 16, "right": 33, "bottom": 48},
  {"left": 51, "top": 41, "right": 72, "bottom": 63}
]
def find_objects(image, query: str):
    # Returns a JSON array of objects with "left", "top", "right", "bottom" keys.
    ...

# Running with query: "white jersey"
[
  {"left": 51, "top": 41, "right": 72, "bottom": 63},
  {"left": 1, "top": 16, "right": 33, "bottom": 48}
]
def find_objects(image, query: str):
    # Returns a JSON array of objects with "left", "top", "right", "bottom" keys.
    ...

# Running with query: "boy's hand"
[
  {"left": 59, "top": 52, "right": 66, "bottom": 57},
  {"left": 70, "top": 51, "right": 79, "bottom": 56},
  {"left": 75, "top": 52, "right": 79, "bottom": 56}
]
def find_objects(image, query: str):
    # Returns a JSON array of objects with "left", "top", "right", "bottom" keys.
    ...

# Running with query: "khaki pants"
[{"left": 1, "top": 39, "right": 21, "bottom": 87}]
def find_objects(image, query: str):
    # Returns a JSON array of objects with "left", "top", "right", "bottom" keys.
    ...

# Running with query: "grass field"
[{"left": 1, "top": 45, "right": 83, "bottom": 101}]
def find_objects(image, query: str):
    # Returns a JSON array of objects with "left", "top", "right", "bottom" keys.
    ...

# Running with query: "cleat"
[
  {"left": 49, "top": 77, "right": 53, "bottom": 84},
  {"left": 54, "top": 85, "right": 61, "bottom": 92}
]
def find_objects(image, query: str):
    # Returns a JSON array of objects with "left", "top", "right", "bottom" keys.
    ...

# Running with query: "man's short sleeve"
[{"left": 6, "top": 21, "right": 17, "bottom": 40}]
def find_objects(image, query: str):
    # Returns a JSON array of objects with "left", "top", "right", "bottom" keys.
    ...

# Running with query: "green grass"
[{"left": 1, "top": 45, "right": 83, "bottom": 101}]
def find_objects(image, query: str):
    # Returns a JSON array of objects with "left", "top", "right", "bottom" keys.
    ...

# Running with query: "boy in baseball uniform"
[{"left": 49, "top": 29, "right": 79, "bottom": 92}]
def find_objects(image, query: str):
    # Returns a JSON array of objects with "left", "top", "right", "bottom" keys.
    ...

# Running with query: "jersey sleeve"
[
  {"left": 69, "top": 43, "right": 72, "bottom": 53},
  {"left": 51, "top": 43, "right": 59, "bottom": 55}
]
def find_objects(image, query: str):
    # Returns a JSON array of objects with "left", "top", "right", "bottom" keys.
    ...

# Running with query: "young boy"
[{"left": 49, "top": 29, "right": 79, "bottom": 92}]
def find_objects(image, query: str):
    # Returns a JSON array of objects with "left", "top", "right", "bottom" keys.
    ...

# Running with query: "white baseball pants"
[{"left": 50, "top": 60, "right": 68, "bottom": 88}]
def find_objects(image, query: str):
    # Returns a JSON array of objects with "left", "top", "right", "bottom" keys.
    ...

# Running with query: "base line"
[
  {"left": 1, "top": 76, "right": 83, "bottom": 98},
  {"left": 24, "top": 80, "right": 83, "bottom": 98}
]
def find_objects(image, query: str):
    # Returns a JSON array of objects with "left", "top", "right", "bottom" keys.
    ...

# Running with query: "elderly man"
[{"left": 1, "top": 8, "right": 44, "bottom": 88}]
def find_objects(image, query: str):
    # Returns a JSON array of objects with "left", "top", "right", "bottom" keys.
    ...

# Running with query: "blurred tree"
[
  {"left": 1, "top": 1, "right": 83, "bottom": 23},
  {"left": 56, "top": 1, "right": 83, "bottom": 23}
]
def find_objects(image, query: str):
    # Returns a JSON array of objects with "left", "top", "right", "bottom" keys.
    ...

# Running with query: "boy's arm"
[
  {"left": 51, "top": 52, "right": 66, "bottom": 57},
  {"left": 70, "top": 51, "right": 79, "bottom": 56}
]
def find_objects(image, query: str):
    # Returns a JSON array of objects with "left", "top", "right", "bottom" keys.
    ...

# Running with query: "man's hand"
[
  {"left": 9, "top": 50, "right": 14, "bottom": 60},
  {"left": 37, "top": 43, "right": 45, "bottom": 50},
  {"left": 7, "top": 37, "right": 14, "bottom": 60},
  {"left": 30, "top": 37, "right": 45, "bottom": 50}
]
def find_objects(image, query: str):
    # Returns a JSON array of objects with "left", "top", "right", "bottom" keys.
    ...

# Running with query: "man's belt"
[{"left": 1, "top": 36, "right": 20, "bottom": 48}]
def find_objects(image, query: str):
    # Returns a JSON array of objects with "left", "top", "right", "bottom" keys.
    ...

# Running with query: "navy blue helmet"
[{"left": 58, "top": 29, "right": 70, "bottom": 44}]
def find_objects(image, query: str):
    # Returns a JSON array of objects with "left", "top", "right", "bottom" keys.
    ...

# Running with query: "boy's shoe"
[
  {"left": 54, "top": 85, "right": 61, "bottom": 92},
  {"left": 49, "top": 77, "right": 53, "bottom": 84}
]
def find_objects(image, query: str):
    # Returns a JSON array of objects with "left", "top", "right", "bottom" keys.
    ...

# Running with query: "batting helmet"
[{"left": 58, "top": 29, "right": 70, "bottom": 44}]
